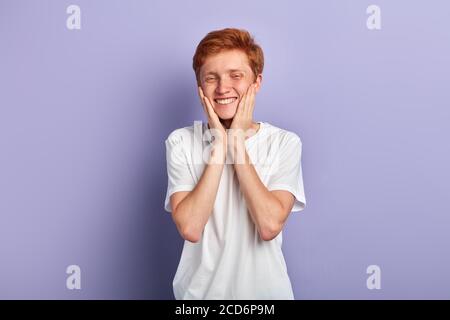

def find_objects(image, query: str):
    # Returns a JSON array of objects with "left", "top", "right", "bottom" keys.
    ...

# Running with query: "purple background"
[{"left": 1, "top": 0, "right": 449, "bottom": 299}]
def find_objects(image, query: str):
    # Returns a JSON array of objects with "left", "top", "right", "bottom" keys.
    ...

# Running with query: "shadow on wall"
[{"left": 125, "top": 72, "right": 199, "bottom": 299}]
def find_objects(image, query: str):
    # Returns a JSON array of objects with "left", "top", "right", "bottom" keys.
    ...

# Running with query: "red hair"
[{"left": 192, "top": 28, "right": 264, "bottom": 85}]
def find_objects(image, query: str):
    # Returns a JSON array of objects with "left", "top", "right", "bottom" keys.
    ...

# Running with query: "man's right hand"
[{"left": 198, "top": 86, "right": 227, "bottom": 163}]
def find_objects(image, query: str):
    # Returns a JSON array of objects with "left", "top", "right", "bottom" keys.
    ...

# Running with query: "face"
[{"left": 199, "top": 49, "right": 262, "bottom": 121}]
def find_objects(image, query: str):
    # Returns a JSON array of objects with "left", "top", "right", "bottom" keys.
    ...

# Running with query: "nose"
[{"left": 215, "top": 78, "right": 232, "bottom": 96}]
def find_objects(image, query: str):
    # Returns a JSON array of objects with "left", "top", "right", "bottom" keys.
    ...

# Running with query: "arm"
[
  {"left": 233, "top": 143, "right": 295, "bottom": 241},
  {"left": 170, "top": 86, "right": 229, "bottom": 243},
  {"left": 170, "top": 138, "right": 226, "bottom": 243},
  {"left": 228, "top": 83, "right": 295, "bottom": 241}
]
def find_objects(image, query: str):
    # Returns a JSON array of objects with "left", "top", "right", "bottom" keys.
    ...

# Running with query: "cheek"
[
  {"left": 236, "top": 84, "right": 250, "bottom": 98},
  {"left": 236, "top": 81, "right": 252, "bottom": 98},
  {"left": 202, "top": 86, "right": 215, "bottom": 99}
]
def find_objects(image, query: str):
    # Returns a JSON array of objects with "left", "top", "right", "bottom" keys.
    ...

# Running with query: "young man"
[{"left": 164, "top": 28, "right": 306, "bottom": 299}]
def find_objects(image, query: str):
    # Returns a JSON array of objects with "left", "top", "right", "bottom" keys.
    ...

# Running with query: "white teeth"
[{"left": 215, "top": 97, "right": 237, "bottom": 105}]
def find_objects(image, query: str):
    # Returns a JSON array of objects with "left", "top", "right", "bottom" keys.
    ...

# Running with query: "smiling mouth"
[{"left": 214, "top": 97, "right": 238, "bottom": 105}]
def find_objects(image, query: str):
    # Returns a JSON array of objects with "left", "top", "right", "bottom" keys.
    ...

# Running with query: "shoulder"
[
  {"left": 263, "top": 122, "right": 302, "bottom": 146},
  {"left": 165, "top": 124, "right": 197, "bottom": 146}
]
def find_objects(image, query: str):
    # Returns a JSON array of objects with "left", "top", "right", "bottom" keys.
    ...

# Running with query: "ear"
[{"left": 254, "top": 74, "right": 263, "bottom": 93}]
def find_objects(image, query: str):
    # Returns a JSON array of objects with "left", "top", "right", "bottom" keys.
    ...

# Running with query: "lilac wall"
[{"left": 1, "top": 0, "right": 449, "bottom": 299}]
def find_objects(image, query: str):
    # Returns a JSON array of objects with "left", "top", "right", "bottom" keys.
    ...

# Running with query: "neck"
[
  {"left": 208, "top": 120, "right": 261, "bottom": 139},
  {"left": 220, "top": 119, "right": 232, "bottom": 129}
]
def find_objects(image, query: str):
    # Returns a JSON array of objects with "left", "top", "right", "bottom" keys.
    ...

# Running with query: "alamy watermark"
[
  {"left": 66, "top": 264, "right": 81, "bottom": 290},
  {"left": 366, "top": 265, "right": 381, "bottom": 290},
  {"left": 366, "top": 5, "right": 381, "bottom": 30},
  {"left": 66, "top": 5, "right": 81, "bottom": 30}
]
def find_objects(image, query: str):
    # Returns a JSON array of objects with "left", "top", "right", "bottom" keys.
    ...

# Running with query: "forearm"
[
  {"left": 173, "top": 140, "right": 226, "bottom": 241},
  {"left": 233, "top": 144, "right": 284, "bottom": 240}
]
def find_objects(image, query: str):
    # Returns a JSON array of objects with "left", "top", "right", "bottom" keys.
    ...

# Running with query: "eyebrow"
[{"left": 203, "top": 69, "right": 246, "bottom": 76}]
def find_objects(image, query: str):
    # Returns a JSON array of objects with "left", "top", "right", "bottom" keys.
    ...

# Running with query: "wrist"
[{"left": 208, "top": 139, "right": 227, "bottom": 164}]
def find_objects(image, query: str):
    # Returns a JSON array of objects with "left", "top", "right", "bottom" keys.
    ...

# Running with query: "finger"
[
  {"left": 204, "top": 96, "right": 223, "bottom": 127},
  {"left": 199, "top": 87, "right": 214, "bottom": 114},
  {"left": 198, "top": 87, "right": 216, "bottom": 121},
  {"left": 247, "top": 83, "right": 256, "bottom": 117},
  {"left": 237, "top": 88, "right": 249, "bottom": 115},
  {"left": 241, "top": 83, "right": 253, "bottom": 115},
  {"left": 198, "top": 86, "right": 207, "bottom": 101},
  {"left": 198, "top": 86, "right": 208, "bottom": 114},
  {"left": 203, "top": 95, "right": 214, "bottom": 115},
  {"left": 203, "top": 97, "right": 214, "bottom": 120},
  {"left": 243, "top": 85, "right": 250, "bottom": 118}
]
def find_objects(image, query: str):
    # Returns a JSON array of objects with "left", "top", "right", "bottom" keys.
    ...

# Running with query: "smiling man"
[{"left": 164, "top": 28, "right": 306, "bottom": 300}]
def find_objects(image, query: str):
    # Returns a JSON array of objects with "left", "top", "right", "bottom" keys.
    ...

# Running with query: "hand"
[
  {"left": 229, "top": 83, "right": 257, "bottom": 137},
  {"left": 198, "top": 86, "right": 226, "bottom": 136},
  {"left": 198, "top": 86, "right": 227, "bottom": 163},
  {"left": 228, "top": 83, "right": 257, "bottom": 164}
]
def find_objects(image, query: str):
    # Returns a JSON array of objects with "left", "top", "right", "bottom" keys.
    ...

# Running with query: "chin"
[
  {"left": 218, "top": 113, "right": 235, "bottom": 120},
  {"left": 215, "top": 108, "right": 237, "bottom": 120}
]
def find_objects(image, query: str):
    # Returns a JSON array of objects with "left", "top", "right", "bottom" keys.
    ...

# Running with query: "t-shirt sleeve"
[
  {"left": 266, "top": 133, "right": 306, "bottom": 212},
  {"left": 164, "top": 132, "right": 196, "bottom": 213}
]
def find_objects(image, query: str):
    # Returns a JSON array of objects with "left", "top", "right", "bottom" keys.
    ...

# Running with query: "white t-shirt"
[{"left": 164, "top": 121, "right": 306, "bottom": 300}]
